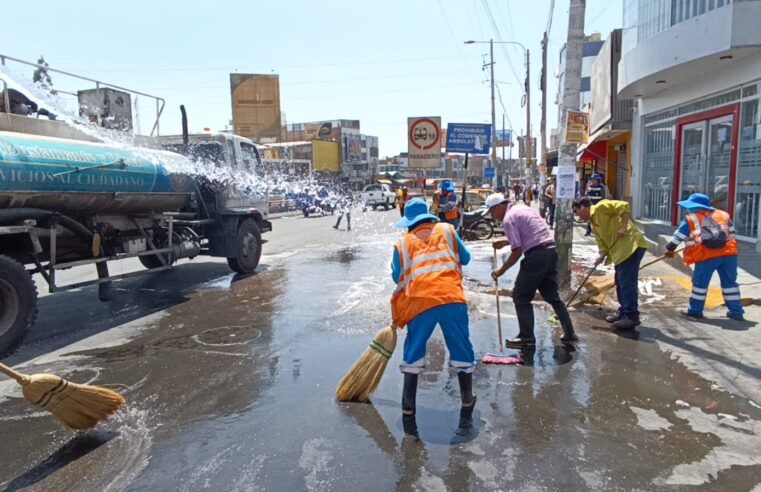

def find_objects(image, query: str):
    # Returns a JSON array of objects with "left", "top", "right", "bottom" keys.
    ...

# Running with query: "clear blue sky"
[{"left": 1, "top": 0, "right": 621, "bottom": 157}]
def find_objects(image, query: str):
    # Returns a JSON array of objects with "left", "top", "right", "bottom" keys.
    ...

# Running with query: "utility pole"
[
  {"left": 556, "top": 0, "right": 586, "bottom": 289},
  {"left": 540, "top": 32, "right": 548, "bottom": 185},
  {"left": 525, "top": 50, "right": 532, "bottom": 177},
  {"left": 490, "top": 39, "right": 497, "bottom": 180}
]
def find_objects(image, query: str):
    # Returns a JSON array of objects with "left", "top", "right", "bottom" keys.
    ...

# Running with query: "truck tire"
[
  {"left": 227, "top": 219, "right": 262, "bottom": 274},
  {"left": 0, "top": 255, "right": 37, "bottom": 356}
]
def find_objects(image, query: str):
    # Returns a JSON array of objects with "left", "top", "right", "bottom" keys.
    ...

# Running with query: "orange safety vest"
[
  {"left": 439, "top": 192, "right": 459, "bottom": 221},
  {"left": 391, "top": 222, "right": 467, "bottom": 327},
  {"left": 683, "top": 209, "right": 737, "bottom": 265}
]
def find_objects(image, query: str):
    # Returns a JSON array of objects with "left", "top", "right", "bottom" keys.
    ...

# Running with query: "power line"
[
  {"left": 479, "top": 0, "right": 523, "bottom": 87},
  {"left": 546, "top": 0, "right": 557, "bottom": 35},
  {"left": 437, "top": 0, "right": 477, "bottom": 83}
]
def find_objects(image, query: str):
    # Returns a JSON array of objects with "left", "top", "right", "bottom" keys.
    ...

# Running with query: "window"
[
  {"left": 240, "top": 142, "right": 260, "bottom": 171},
  {"left": 735, "top": 99, "right": 761, "bottom": 237},
  {"left": 641, "top": 123, "right": 676, "bottom": 221}
]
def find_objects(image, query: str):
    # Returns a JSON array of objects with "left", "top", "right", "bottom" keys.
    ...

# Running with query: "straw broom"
[
  {"left": 335, "top": 324, "right": 398, "bottom": 402},
  {"left": 0, "top": 362, "right": 125, "bottom": 430}
]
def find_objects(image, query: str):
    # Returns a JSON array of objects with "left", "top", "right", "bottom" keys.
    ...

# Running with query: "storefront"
[{"left": 639, "top": 82, "right": 760, "bottom": 240}]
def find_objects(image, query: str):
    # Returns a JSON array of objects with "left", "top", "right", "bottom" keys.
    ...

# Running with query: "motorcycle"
[{"left": 460, "top": 207, "right": 495, "bottom": 240}]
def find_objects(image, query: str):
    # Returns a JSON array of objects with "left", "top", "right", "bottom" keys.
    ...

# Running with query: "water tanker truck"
[{"left": 0, "top": 129, "right": 271, "bottom": 355}]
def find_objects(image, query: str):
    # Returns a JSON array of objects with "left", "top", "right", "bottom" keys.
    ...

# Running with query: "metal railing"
[{"left": 0, "top": 54, "right": 165, "bottom": 136}]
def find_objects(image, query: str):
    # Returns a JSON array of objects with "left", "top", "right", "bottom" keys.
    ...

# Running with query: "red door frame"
[{"left": 672, "top": 103, "right": 740, "bottom": 225}]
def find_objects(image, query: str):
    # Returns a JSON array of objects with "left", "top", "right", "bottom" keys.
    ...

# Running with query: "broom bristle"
[
  {"left": 21, "top": 373, "right": 126, "bottom": 431},
  {"left": 336, "top": 325, "right": 397, "bottom": 402}
]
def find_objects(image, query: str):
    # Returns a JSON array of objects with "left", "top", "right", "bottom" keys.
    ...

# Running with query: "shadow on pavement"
[
  {"left": 2, "top": 431, "right": 119, "bottom": 492},
  {"left": 4, "top": 262, "right": 267, "bottom": 366}
]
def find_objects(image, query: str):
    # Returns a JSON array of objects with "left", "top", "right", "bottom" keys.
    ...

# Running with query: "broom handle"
[
  {"left": 639, "top": 246, "right": 686, "bottom": 271},
  {"left": 0, "top": 362, "right": 29, "bottom": 384},
  {"left": 566, "top": 236, "right": 620, "bottom": 307},
  {"left": 493, "top": 249, "right": 504, "bottom": 353}
]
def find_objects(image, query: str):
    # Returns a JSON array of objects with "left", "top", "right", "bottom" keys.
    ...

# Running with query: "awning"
[{"left": 577, "top": 140, "right": 607, "bottom": 162}]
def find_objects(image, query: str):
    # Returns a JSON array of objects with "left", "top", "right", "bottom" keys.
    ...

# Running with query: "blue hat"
[
  {"left": 590, "top": 173, "right": 603, "bottom": 180},
  {"left": 395, "top": 198, "right": 440, "bottom": 228},
  {"left": 677, "top": 193, "right": 715, "bottom": 211},
  {"left": 439, "top": 180, "right": 455, "bottom": 192}
]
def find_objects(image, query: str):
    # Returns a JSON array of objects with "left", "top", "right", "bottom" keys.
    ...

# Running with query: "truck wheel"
[
  {"left": 227, "top": 219, "right": 262, "bottom": 274},
  {"left": 0, "top": 255, "right": 37, "bottom": 356},
  {"left": 383, "top": 200, "right": 390, "bottom": 211}
]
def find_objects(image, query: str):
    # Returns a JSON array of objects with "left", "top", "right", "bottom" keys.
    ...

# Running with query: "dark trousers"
[
  {"left": 512, "top": 247, "right": 575, "bottom": 341},
  {"left": 335, "top": 212, "right": 351, "bottom": 230},
  {"left": 614, "top": 247, "right": 646, "bottom": 320},
  {"left": 547, "top": 202, "right": 556, "bottom": 228}
]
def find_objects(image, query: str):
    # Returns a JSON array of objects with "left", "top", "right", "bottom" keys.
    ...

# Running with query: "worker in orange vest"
[
  {"left": 437, "top": 180, "right": 460, "bottom": 229},
  {"left": 665, "top": 193, "right": 744, "bottom": 320},
  {"left": 391, "top": 198, "right": 475, "bottom": 426}
]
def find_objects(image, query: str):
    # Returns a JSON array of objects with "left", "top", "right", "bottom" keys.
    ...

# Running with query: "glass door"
[
  {"left": 706, "top": 115, "right": 733, "bottom": 211},
  {"left": 679, "top": 122, "right": 706, "bottom": 203}
]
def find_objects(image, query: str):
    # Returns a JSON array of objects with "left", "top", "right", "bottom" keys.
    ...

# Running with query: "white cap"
[{"left": 484, "top": 193, "right": 508, "bottom": 210}]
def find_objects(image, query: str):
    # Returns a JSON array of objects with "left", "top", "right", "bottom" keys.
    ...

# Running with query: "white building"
[{"left": 620, "top": 0, "right": 761, "bottom": 249}]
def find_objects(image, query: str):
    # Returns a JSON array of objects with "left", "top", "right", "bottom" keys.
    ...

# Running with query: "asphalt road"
[{"left": 1, "top": 208, "right": 760, "bottom": 491}]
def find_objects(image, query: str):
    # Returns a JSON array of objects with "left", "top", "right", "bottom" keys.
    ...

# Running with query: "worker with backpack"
[{"left": 665, "top": 193, "right": 744, "bottom": 321}]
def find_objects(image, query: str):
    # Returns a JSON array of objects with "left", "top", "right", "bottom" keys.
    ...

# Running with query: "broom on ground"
[
  {"left": 572, "top": 247, "right": 686, "bottom": 305},
  {"left": 336, "top": 324, "right": 398, "bottom": 402},
  {"left": 0, "top": 362, "right": 126, "bottom": 431},
  {"left": 483, "top": 249, "right": 523, "bottom": 365}
]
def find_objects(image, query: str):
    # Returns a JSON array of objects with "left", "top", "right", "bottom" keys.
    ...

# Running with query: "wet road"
[{"left": 1, "top": 209, "right": 760, "bottom": 491}]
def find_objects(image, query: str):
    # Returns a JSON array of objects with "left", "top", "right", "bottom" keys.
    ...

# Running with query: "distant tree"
[{"left": 32, "top": 56, "right": 53, "bottom": 90}]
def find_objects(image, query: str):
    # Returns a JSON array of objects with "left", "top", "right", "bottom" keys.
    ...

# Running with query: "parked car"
[{"left": 362, "top": 183, "right": 396, "bottom": 210}]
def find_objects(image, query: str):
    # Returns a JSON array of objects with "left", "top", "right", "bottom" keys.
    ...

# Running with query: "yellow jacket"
[{"left": 590, "top": 200, "right": 649, "bottom": 265}]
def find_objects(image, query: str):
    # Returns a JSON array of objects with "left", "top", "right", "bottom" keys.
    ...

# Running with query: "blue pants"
[
  {"left": 615, "top": 247, "right": 646, "bottom": 321},
  {"left": 688, "top": 255, "right": 744, "bottom": 316},
  {"left": 400, "top": 303, "right": 475, "bottom": 374}
]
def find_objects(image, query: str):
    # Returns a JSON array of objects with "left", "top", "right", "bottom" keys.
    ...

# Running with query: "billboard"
[
  {"left": 496, "top": 129, "right": 513, "bottom": 147},
  {"left": 445, "top": 123, "right": 492, "bottom": 154},
  {"left": 230, "top": 74, "right": 281, "bottom": 142},
  {"left": 408, "top": 117, "right": 441, "bottom": 168},
  {"left": 305, "top": 122, "right": 334, "bottom": 141},
  {"left": 345, "top": 135, "right": 361, "bottom": 162},
  {"left": 312, "top": 140, "right": 340, "bottom": 172},
  {"left": 589, "top": 34, "right": 613, "bottom": 134}
]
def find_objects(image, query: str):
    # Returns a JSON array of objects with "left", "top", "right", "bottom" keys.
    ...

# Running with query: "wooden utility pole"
[
  {"left": 555, "top": 0, "right": 586, "bottom": 289},
  {"left": 524, "top": 50, "right": 532, "bottom": 174},
  {"left": 540, "top": 31, "right": 548, "bottom": 185}
]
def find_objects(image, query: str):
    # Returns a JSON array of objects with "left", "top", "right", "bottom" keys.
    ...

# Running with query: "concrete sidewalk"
[{"left": 570, "top": 224, "right": 761, "bottom": 407}]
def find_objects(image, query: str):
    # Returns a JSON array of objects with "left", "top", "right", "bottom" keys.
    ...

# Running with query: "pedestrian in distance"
[
  {"left": 391, "top": 198, "right": 477, "bottom": 422},
  {"left": 544, "top": 177, "right": 557, "bottom": 228},
  {"left": 584, "top": 173, "right": 611, "bottom": 236},
  {"left": 572, "top": 197, "right": 649, "bottom": 330},
  {"left": 513, "top": 182, "right": 522, "bottom": 202},
  {"left": 333, "top": 193, "right": 353, "bottom": 231},
  {"left": 437, "top": 180, "right": 461, "bottom": 229},
  {"left": 397, "top": 186, "right": 409, "bottom": 217},
  {"left": 665, "top": 193, "right": 744, "bottom": 321},
  {"left": 486, "top": 193, "right": 578, "bottom": 347}
]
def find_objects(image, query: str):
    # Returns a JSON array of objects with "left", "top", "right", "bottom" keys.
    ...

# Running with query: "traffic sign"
[
  {"left": 445, "top": 123, "right": 492, "bottom": 154},
  {"left": 408, "top": 117, "right": 442, "bottom": 168},
  {"left": 484, "top": 167, "right": 495, "bottom": 178}
]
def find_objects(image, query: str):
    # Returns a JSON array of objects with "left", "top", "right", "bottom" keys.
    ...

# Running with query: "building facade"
[
  {"left": 620, "top": 0, "right": 761, "bottom": 248},
  {"left": 281, "top": 119, "right": 379, "bottom": 184}
]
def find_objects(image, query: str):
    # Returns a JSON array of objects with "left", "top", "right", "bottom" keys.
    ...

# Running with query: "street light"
[{"left": 464, "top": 39, "right": 532, "bottom": 187}]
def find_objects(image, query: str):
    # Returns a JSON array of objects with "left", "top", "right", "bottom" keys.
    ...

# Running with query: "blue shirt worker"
[
  {"left": 437, "top": 180, "right": 460, "bottom": 229},
  {"left": 665, "top": 193, "right": 744, "bottom": 321},
  {"left": 391, "top": 198, "right": 476, "bottom": 422}
]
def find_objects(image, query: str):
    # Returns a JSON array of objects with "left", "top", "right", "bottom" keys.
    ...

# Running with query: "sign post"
[
  {"left": 446, "top": 123, "right": 492, "bottom": 232},
  {"left": 408, "top": 117, "right": 442, "bottom": 168}
]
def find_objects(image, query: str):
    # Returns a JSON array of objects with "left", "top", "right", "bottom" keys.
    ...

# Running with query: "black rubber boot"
[
  {"left": 457, "top": 372, "right": 477, "bottom": 429},
  {"left": 402, "top": 373, "right": 418, "bottom": 416},
  {"left": 457, "top": 372, "right": 476, "bottom": 407}
]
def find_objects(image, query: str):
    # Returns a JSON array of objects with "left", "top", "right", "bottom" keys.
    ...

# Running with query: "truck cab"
[{"left": 159, "top": 132, "right": 264, "bottom": 173}]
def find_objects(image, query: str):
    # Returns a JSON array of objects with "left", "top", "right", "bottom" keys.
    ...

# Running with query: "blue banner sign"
[
  {"left": 484, "top": 167, "right": 495, "bottom": 178},
  {"left": 445, "top": 123, "right": 492, "bottom": 154}
]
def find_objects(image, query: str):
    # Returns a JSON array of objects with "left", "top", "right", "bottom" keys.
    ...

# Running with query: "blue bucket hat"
[
  {"left": 395, "top": 198, "right": 440, "bottom": 228},
  {"left": 677, "top": 193, "right": 715, "bottom": 211},
  {"left": 590, "top": 173, "right": 603, "bottom": 180},
  {"left": 439, "top": 180, "right": 455, "bottom": 192}
]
